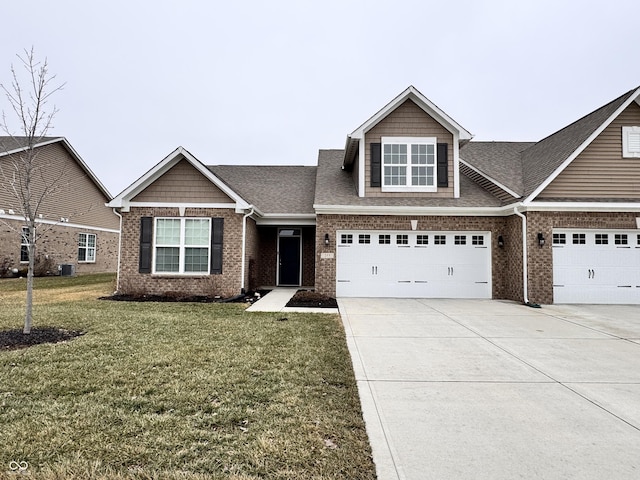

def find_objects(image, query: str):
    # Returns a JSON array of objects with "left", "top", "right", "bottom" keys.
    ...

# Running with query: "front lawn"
[{"left": 0, "top": 275, "right": 375, "bottom": 479}]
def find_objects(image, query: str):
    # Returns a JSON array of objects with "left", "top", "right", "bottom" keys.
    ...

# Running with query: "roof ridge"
[{"left": 525, "top": 87, "right": 638, "bottom": 150}]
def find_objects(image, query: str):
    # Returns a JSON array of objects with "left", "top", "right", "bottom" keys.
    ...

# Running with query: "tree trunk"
[{"left": 23, "top": 233, "right": 35, "bottom": 334}]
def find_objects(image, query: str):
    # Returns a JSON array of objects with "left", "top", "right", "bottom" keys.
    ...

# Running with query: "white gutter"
[
  {"left": 112, "top": 208, "right": 123, "bottom": 293},
  {"left": 513, "top": 206, "right": 529, "bottom": 305},
  {"left": 240, "top": 206, "right": 255, "bottom": 294}
]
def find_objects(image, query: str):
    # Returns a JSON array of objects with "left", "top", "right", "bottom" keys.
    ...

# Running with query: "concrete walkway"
[
  {"left": 339, "top": 298, "right": 640, "bottom": 480},
  {"left": 245, "top": 287, "right": 339, "bottom": 314}
]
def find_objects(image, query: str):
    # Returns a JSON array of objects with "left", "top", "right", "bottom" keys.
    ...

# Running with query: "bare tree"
[{"left": 0, "top": 48, "right": 65, "bottom": 334}]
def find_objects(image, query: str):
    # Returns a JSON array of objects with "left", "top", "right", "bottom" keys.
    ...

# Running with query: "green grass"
[{"left": 0, "top": 275, "right": 375, "bottom": 479}]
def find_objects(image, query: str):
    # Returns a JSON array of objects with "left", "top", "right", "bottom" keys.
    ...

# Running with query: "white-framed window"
[
  {"left": 20, "top": 227, "right": 29, "bottom": 263},
  {"left": 622, "top": 126, "right": 640, "bottom": 158},
  {"left": 78, "top": 233, "right": 96, "bottom": 262},
  {"left": 381, "top": 137, "right": 437, "bottom": 192},
  {"left": 341, "top": 234, "right": 353, "bottom": 244},
  {"left": 154, "top": 218, "right": 210, "bottom": 274}
]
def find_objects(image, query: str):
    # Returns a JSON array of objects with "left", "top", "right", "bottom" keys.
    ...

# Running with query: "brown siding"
[
  {"left": 364, "top": 100, "right": 455, "bottom": 198},
  {"left": 526, "top": 211, "right": 639, "bottom": 304},
  {"left": 0, "top": 142, "right": 119, "bottom": 230},
  {"left": 540, "top": 102, "right": 640, "bottom": 198},
  {"left": 315, "top": 214, "right": 515, "bottom": 300},
  {"left": 117, "top": 207, "right": 243, "bottom": 298},
  {"left": 133, "top": 158, "right": 234, "bottom": 203}
]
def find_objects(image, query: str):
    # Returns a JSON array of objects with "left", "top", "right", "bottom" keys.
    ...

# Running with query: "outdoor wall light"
[
  {"left": 324, "top": 233, "right": 330, "bottom": 246},
  {"left": 537, "top": 232, "right": 545, "bottom": 247},
  {"left": 497, "top": 235, "right": 505, "bottom": 248}
]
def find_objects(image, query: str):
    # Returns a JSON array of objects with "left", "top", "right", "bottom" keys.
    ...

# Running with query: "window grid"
[
  {"left": 20, "top": 227, "right": 29, "bottom": 262},
  {"left": 454, "top": 235, "right": 466, "bottom": 245},
  {"left": 382, "top": 138, "right": 437, "bottom": 189},
  {"left": 595, "top": 234, "right": 608, "bottom": 245},
  {"left": 378, "top": 234, "right": 390, "bottom": 245},
  {"left": 553, "top": 233, "right": 566, "bottom": 245},
  {"left": 78, "top": 233, "right": 96, "bottom": 263},
  {"left": 572, "top": 234, "right": 586, "bottom": 245},
  {"left": 614, "top": 234, "right": 628, "bottom": 245},
  {"left": 341, "top": 234, "right": 353, "bottom": 244},
  {"left": 472, "top": 235, "right": 484, "bottom": 246},
  {"left": 358, "top": 234, "right": 371, "bottom": 244},
  {"left": 154, "top": 218, "right": 210, "bottom": 274},
  {"left": 396, "top": 234, "right": 408, "bottom": 245},
  {"left": 417, "top": 235, "right": 429, "bottom": 245},
  {"left": 434, "top": 235, "right": 446, "bottom": 245}
]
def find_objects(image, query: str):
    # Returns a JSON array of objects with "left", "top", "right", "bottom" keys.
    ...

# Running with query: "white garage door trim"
[
  {"left": 552, "top": 229, "right": 640, "bottom": 304},
  {"left": 336, "top": 230, "right": 492, "bottom": 298}
]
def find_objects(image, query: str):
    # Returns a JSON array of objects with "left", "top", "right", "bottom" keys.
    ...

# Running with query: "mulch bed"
[
  {"left": 286, "top": 290, "right": 338, "bottom": 308},
  {"left": 0, "top": 327, "right": 84, "bottom": 351}
]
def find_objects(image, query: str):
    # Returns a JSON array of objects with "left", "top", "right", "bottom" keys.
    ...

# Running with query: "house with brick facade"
[
  {"left": 0, "top": 137, "right": 119, "bottom": 275},
  {"left": 108, "top": 85, "right": 640, "bottom": 304}
]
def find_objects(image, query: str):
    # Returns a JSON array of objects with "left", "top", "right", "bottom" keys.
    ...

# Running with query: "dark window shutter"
[
  {"left": 211, "top": 217, "right": 224, "bottom": 274},
  {"left": 139, "top": 217, "right": 153, "bottom": 273},
  {"left": 370, "top": 143, "right": 381, "bottom": 187},
  {"left": 437, "top": 143, "right": 448, "bottom": 188}
]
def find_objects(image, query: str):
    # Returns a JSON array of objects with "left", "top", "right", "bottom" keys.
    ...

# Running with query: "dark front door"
[{"left": 278, "top": 235, "right": 301, "bottom": 286}]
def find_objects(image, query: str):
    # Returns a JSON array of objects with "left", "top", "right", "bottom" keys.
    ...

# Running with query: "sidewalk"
[{"left": 245, "top": 287, "right": 339, "bottom": 314}]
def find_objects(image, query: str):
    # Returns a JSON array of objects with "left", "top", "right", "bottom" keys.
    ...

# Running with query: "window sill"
[
  {"left": 151, "top": 273, "right": 211, "bottom": 278},
  {"left": 381, "top": 186, "right": 437, "bottom": 193}
]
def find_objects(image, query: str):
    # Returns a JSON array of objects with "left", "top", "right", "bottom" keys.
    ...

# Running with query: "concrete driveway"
[{"left": 338, "top": 298, "right": 640, "bottom": 480}]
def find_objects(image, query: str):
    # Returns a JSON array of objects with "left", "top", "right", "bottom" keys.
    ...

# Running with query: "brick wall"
[
  {"left": 118, "top": 207, "right": 244, "bottom": 298},
  {"left": 0, "top": 217, "right": 118, "bottom": 274},
  {"left": 527, "top": 211, "right": 639, "bottom": 304},
  {"left": 315, "top": 214, "right": 515, "bottom": 299}
]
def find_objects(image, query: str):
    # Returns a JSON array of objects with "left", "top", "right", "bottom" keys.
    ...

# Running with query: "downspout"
[
  {"left": 240, "top": 206, "right": 255, "bottom": 294},
  {"left": 513, "top": 206, "right": 539, "bottom": 308},
  {"left": 112, "top": 208, "right": 123, "bottom": 293}
]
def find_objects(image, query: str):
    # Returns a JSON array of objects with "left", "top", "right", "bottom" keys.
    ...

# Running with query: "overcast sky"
[{"left": 2, "top": 0, "right": 639, "bottom": 196}]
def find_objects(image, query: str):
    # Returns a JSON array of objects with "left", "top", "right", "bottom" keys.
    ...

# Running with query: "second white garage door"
[
  {"left": 553, "top": 229, "right": 640, "bottom": 304},
  {"left": 336, "top": 230, "right": 492, "bottom": 298}
]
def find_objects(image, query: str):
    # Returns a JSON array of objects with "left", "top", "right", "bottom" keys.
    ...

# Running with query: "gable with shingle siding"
[
  {"left": 133, "top": 158, "right": 234, "bottom": 204},
  {"left": 539, "top": 102, "right": 640, "bottom": 199}
]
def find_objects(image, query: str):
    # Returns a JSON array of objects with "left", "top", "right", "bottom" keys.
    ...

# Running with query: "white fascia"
[
  {"left": 358, "top": 137, "right": 365, "bottom": 197},
  {"left": 521, "top": 201, "right": 640, "bottom": 212},
  {"left": 526, "top": 86, "right": 640, "bottom": 202},
  {"left": 453, "top": 132, "right": 460, "bottom": 198},
  {"left": 313, "top": 204, "right": 516, "bottom": 217},
  {"left": 0, "top": 213, "right": 120, "bottom": 233}
]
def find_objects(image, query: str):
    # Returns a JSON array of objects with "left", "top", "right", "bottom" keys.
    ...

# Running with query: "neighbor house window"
[
  {"left": 78, "top": 233, "right": 96, "bottom": 262},
  {"left": 382, "top": 137, "right": 437, "bottom": 192},
  {"left": 622, "top": 126, "right": 640, "bottom": 158},
  {"left": 20, "top": 227, "right": 29, "bottom": 262},
  {"left": 154, "top": 218, "right": 210, "bottom": 274}
]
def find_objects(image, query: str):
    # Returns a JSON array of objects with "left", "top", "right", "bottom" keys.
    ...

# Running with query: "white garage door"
[
  {"left": 553, "top": 229, "right": 640, "bottom": 304},
  {"left": 336, "top": 231, "right": 492, "bottom": 298}
]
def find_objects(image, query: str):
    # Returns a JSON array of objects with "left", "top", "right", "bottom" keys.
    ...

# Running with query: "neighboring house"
[
  {"left": 0, "top": 137, "right": 120, "bottom": 275},
  {"left": 108, "top": 85, "right": 640, "bottom": 304}
]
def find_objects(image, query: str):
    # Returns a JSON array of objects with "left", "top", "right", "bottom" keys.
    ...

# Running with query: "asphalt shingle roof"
[
  {"left": 460, "top": 141, "right": 535, "bottom": 196},
  {"left": 520, "top": 88, "right": 637, "bottom": 197},
  {"left": 209, "top": 165, "right": 317, "bottom": 214},
  {"left": 314, "top": 149, "right": 503, "bottom": 208}
]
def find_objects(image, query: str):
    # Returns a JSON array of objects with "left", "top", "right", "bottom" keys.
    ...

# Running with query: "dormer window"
[
  {"left": 381, "top": 137, "right": 437, "bottom": 192},
  {"left": 622, "top": 126, "right": 640, "bottom": 158}
]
